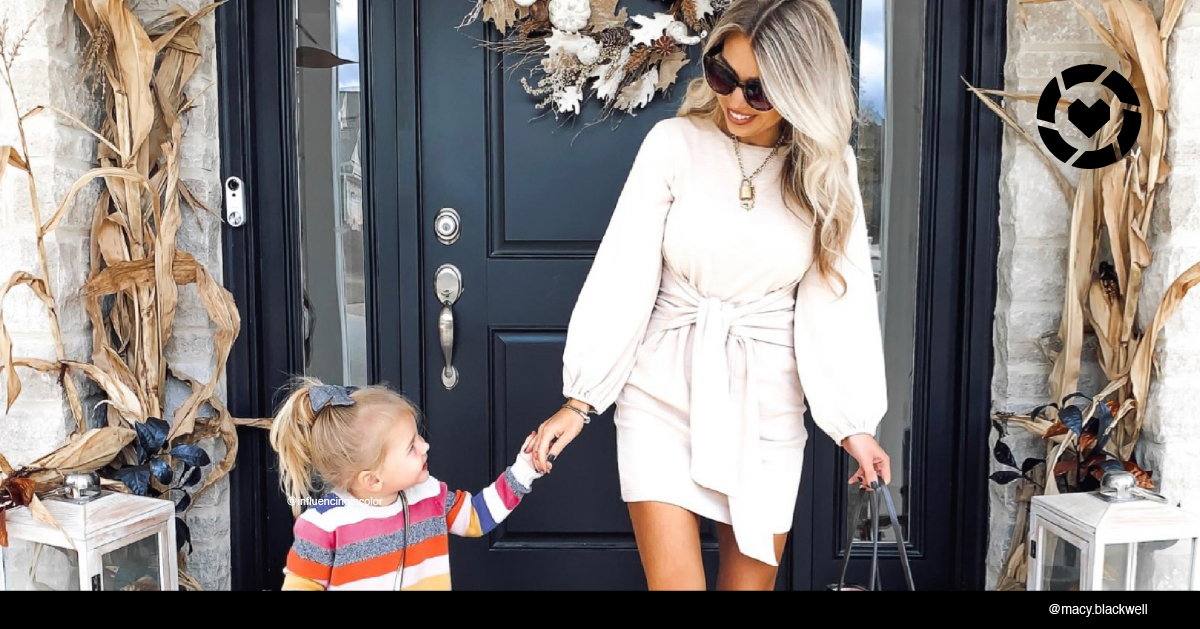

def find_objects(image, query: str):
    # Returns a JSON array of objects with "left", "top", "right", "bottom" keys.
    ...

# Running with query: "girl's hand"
[
  {"left": 843, "top": 433, "right": 891, "bottom": 489},
  {"left": 514, "top": 431, "right": 543, "bottom": 480},
  {"left": 527, "top": 403, "right": 588, "bottom": 474}
]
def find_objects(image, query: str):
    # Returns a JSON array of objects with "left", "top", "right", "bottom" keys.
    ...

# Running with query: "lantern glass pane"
[
  {"left": 101, "top": 532, "right": 162, "bottom": 591},
  {"left": 1, "top": 538, "right": 81, "bottom": 590},
  {"left": 1132, "top": 539, "right": 1194, "bottom": 590},
  {"left": 1043, "top": 529, "right": 1083, "bottom": 591},
  {"left": 1102, "top": 543, "right": 1131, "bottom": 590}
]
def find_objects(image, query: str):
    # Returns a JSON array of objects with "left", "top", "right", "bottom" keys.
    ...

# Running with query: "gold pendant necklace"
[{"left": 732, "top": 134, "right": 784, "bottom": 210}]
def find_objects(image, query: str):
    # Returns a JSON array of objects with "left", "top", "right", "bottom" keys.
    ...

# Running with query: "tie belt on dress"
[{"left": 643, "top": 268, "right": 798, "bottom": 567}]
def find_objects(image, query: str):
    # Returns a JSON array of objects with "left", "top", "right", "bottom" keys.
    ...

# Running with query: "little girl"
[{"left": 268, "top": 378, "right": 542, "bottom": 590}]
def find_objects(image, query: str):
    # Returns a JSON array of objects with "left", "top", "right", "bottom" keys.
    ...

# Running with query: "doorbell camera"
[{"left": 225, "top": 176, "right": 245, "bottom": 227}]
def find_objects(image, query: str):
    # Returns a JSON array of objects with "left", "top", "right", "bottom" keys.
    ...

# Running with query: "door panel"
[{"left": 418, "top": 0, "right": 722, "bottom": 589}]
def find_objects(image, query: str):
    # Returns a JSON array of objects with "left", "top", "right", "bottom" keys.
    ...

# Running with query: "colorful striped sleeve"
[
  {"left": 282, "top": 509, "right": 335, "bottom": 590},
  {"left": 445, "top": 455, "right": 540, "bottom": 538}
]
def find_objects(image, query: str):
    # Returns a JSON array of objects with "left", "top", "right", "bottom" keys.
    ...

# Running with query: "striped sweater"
[{"left": 281, "top": 457, "right": 540, "bottom": 590}]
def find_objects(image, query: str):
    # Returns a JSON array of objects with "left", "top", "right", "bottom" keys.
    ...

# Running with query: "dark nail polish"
[{"left": 547, "top": 454, "right": 556, "bottom": 463}]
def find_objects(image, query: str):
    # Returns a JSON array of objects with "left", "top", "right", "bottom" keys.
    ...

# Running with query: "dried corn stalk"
[
  {"left": 969, "top": 0, "right": 1196, "bottom": 589},
  {"left": 0, "top": 1, "right": 267, "bottom": 583}
]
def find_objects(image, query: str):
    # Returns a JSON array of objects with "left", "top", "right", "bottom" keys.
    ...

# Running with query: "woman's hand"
[
  {"left": 843, "top": 433, "right": 891, "bottom": 489},
  {"left": 527, "top": 401, "right": 589, "bottom": 474}
]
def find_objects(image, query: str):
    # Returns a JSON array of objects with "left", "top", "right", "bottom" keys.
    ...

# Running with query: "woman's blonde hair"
[
  {"left": 678, "top": 0, "right": 859, "bottom": 294},
  {"left": 268, "top": 377, "right": 420, "bottom": 506}
]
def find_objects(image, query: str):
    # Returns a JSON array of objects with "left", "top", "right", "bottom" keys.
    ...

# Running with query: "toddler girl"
[{"left": 268, "top": 378, "right": 542, "bottom": 590}]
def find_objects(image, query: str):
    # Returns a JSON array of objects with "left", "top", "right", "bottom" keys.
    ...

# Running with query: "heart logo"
[
  {"left": 1038, "top": 65, "right": 1141, "bottom": 169},
  {"left": 1067, "top": 98, "right": 1111, "bottom": 138}
]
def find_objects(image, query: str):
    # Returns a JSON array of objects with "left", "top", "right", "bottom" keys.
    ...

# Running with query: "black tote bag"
[{"left": 827, "top": 480, "right": 916, "bottom": 591}]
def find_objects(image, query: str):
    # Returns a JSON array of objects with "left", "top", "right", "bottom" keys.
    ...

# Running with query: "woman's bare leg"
[
  {"left": 714, "top": 523, "right": 789, "bottom": 590},
  {"left": 628, "top": 501, "right": 706, "bottom": 590}
]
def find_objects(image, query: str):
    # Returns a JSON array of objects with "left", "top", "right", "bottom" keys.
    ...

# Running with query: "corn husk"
[
  {"left": 976, "top": 0, "right": 1197, "bottom": 590},
  {"left": 0, "top": 1, "right": 269, "bottom": 562}
]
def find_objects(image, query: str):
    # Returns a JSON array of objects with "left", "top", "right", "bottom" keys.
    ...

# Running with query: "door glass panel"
[
  {"left": 847, "top": 0, "right": 924, "bottom": 544},
  {"left": 295, "top": 0, "right": 367, "bottom": 386}
]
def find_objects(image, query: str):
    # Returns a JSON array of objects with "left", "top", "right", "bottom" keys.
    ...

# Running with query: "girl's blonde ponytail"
[{"left": 269, "top": 378, "right": 322, "bottom": 509}]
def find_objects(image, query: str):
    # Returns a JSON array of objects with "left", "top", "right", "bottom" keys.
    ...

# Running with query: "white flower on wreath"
[
  {"left": 514, "top": 0, "right": 538, "bottom": 6},
  {"left": 548, "top": 0, "right": 591, "bottom": 33},
  {"left": 556, "top": 84, "right": 584, "bottom": 115},
  {"left": 630, "top": 12, "right": 677, "bottom": 47},
  {"left": 544, "top": 28, "right": 601, "bottom": 66}
]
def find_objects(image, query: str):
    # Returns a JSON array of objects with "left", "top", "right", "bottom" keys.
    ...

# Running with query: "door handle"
[{"left": 435, "top": 264, "right": 464, "bottom": 389}]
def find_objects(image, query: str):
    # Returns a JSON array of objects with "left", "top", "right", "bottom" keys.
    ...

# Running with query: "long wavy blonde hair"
[{"left": 678, "top": 0, "right": 858, "bottom": 294}]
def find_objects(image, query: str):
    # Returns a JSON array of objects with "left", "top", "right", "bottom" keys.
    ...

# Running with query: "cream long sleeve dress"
[{"left": 561, "top": 115, "right": 888, "bottom": 567}]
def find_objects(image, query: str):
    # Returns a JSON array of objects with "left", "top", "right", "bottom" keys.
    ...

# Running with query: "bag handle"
[{"left": 834, "top": 480, "right": 915, "bottom": 591}]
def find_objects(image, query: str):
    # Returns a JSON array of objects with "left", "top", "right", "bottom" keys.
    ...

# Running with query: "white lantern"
[
  {"left": 0, "top": 473, "right": 177, "bottom": 591},
  {"left": 1028, "top": 471, "right": 1200, "bottom": 591}
]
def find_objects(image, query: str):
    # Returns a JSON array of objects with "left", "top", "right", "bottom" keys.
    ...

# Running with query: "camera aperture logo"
[{"left": 1037, "top": 64, "right": 1141, "bottom": 169}]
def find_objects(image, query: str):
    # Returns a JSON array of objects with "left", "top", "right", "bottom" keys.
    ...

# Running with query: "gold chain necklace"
[{"left": 732, "top": 134, "right": 784, "bottom": 211}]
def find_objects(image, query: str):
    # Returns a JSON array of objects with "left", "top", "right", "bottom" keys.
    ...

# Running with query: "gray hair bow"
[{"left": 309, "top": 384, "right": 359, "bottom": 413}]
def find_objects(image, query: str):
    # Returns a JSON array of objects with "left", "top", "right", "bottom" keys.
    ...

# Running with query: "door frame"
[{"left": 217, "top": 0, "right": 1002, "bottom": 591}]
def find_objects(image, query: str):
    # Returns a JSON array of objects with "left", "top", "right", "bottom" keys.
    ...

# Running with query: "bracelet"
[{"left": 561, "top": 402, "right": 592, "bottom": 424}]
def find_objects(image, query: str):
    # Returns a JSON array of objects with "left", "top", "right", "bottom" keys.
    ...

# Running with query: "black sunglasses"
[{"left": 703, "top": 48, "right": 773, "bottom": 112}]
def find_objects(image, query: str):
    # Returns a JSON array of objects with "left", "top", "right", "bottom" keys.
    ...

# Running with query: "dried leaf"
[
  {"left": 483, "top": 0, "right": 521, "bottom": 34},
  {"left": 1053, "top": 459, "right": 1076, "bottom": 477},
  {"left": 1161, "top": 0, "right": 1186, "bottom": 41},
  {"left": 1100, "top": 160, "right": 1131, "bottom": 293},
  {"left": 1123, "top": 460, "right": 1154, "bottom": 488},
  {"left": 93, "top": 0, "right": 157, "bottom": 160},
  {"left": 178, "top": 179, "right": 216, "bottom": 217},
  {"left": 1079, "top": 431, "right": 1097, "bottom": 457},
  {"left": 29, "top": 494, "right": 77, "bottom": 552},
  {"left": 26, "top": 427, "right": 136, "bottom": 480},
  {"left": 1071, "top": 1, "right": 1123, "bottom": 56},
  {"left": 0, "top": 450, "right": 12, "bottom": 476},
  {"left": 151, "top": 1, "right": 223, "bottom": 54},
  {"left": 588, "top": 0, "right": 629, "bottom": 31},
  {"left": 615, "top": 68, "right": 659, "bottom": 112},
  {"left": 232, "top": 418, "right": 273, "bottom": 429},
  {"left": 969, "top": 87, "right": 1071, "bottom": 110},
  {"left": 0, "top": 272, "right": 57, "bottom": 411},
  {"left": 7, "top": 478, "right": 36, "bottom": 506},
  {"left": 168, "top": 368, "right": 236, "bottom": 502},
  {"left": 40, "top": 167, "right": 159, "bottom": 238},
  {"left": 0, "top": 145, "right": 29, "bottom": 182},
  {"left": 1107, "top": 0, "right": 1168, "bottom": 111},
  {"left": 655, "top": 51, "right": 688, "bottom": 91},
  {"left": 1125, "top": 261, "right": 1200, "bottom": 458},
  {"left": 966, "top": 81, "right": 1075, "bottom": 204},
  {"left": 1048, "top": 166, "right": 1098, "bottom": 402},
  {"left": 23, "top": 106, "right": 124, "bottom": 160},
  {"left": 59, "top": 361, "right": 145, "bottom": 426}
]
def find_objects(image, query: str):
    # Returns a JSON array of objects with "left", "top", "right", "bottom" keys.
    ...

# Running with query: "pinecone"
[
  {"left": 624, "top": 44, "right": 653, "bottom": 75},
  {"left": 593, "top": 26, "right": 632, "bottom": 50},
  {"left": 681, "top": 0, "right": 702, "bottom": 31},
  {"left": 651, "top": 34, "right": 677, "bottom": 56}
]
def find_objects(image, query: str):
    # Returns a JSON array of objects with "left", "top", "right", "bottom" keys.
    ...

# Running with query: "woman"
[{"left": 528, "top": 0, "right": 892, "bottom": 590}]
